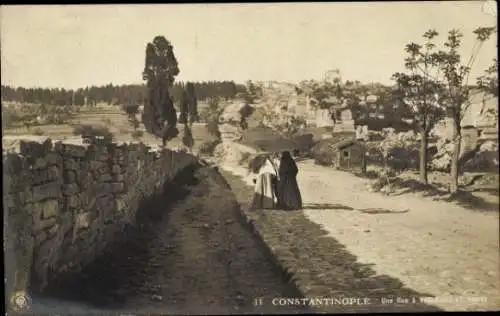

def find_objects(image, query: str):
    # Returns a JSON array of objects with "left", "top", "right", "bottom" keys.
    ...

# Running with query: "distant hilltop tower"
[{"left": 324, "top": 69, "right": 342, "bottom": 85}]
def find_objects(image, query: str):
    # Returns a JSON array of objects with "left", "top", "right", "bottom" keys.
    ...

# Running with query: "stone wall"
[{"left": 4, "top": 138, "right": 198, "bottom": 299}]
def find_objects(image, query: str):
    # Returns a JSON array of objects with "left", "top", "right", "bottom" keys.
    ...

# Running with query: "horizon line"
[{"left": 1, "top": 80, "right": 404, "bottom": 91}]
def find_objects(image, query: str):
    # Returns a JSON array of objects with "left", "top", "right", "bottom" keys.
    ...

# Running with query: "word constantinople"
[
  {"left": 253, "top": 296, "right": 489, "bottom": 307},
  {"left": 254, "top": 297, "right": 372, "bottom": 307}
]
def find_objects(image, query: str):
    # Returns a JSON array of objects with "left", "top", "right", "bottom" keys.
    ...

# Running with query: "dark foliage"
[
  {"left": 1, "top": 81, "right": 247, "bottom": 106},
  {"left": 198, "top": 139, "right": 221, "bottom": 156},
  {"left": 72, "top": 124, "right": 114, "bottom": 144}
]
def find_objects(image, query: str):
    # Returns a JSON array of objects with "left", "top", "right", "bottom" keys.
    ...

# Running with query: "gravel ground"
[{"left": 32, "top": 165, "right": 308, "bottom": 315}]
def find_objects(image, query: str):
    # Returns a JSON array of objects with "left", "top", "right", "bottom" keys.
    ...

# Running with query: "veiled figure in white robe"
[{"left": 250, "top": 157, "right": 279, "bottom": 210}]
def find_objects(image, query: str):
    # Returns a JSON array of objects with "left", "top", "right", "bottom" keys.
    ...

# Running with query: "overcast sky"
[{"left": 1, "top": 2, "right": 497, "bottom": 89}]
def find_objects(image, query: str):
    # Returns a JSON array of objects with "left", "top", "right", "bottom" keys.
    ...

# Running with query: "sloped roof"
[{"left": 330, "top": 138, "right": 363, "bottom": 150}]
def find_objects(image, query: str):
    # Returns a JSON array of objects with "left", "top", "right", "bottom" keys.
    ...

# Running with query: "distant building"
[
  {"left": 329, "top": 139, "right": 367, "bottom": 173},
  {"left": 366, "top": 94, "right": 378, "bottom": 103}
]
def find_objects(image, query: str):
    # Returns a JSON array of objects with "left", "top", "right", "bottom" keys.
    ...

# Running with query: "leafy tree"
[
  {"left": 182, "top": 124, "right": 194, "bottom": 152},
  {"left": 391, "top": 29, "right": 445, "bottom": 184},
  {"left": 477, "top": 58, "right": 498, "bottom": 97},
  {"left": 122, "top": 103, "right": 140, "bottom": 131},
  {"left": 238, "top": 103, "right": 255, "bottom": 130},
  {"left": 142, "top": 35, "right": 180, "bottom": 146},
  {"left": 240, "top": 80, "right": 262, "bottom": 105},
  {"left": 1, "top": 80, "right": 246, "bottom": 108},
  {"left": 205, "top": 97, "right": 224, "bottom": 139},
  {"left": 309, "top": 82, "right": 335, "bottom": 110},
  {"left": 433, "top": 27, "right": 495, "bottom": 193}
]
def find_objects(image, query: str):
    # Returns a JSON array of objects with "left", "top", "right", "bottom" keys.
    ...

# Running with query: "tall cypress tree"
[
  {"left": 142, "top": 35, "right": 180, "bottom": 145},
  {"left": 186, "top": 82, "right": 199, "bottom": 125}
]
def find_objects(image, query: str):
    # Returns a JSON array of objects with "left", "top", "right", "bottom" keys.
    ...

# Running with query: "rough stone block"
[
  {"left": 34, "top": 230, "right": 48, "bottom": 247},
  {"left": 53, "top": 141, "right": 63, "bottom": 152},
  {"left": 46, "top": 223, "right": 60, "bottom": 239},
  {"left": 99, "top": 173, "right": 112, "bottom": 182},
  {"left": 19, "top": 187, "right": 33, "bottom": 205},
  {"left": 95, "top": 195, "right": 113, "bottom": 212},
  {"left": 63, "top": 144, "right": 86, "bottom": 158},
  {"left": 80, "top": 172, "right": 93, "bottom": 189},
  {"left": 63, "top": 170, "right": 78, "bottom": 183},
  {"left": 111, "top": 164, "right": 122, "bottom": 174},
  {"left": 31, "top": 166, "right": 59, "bottom": 186},
  {"left": 75, "top": 212, "right": 92, "bottom": 230},
  {"left": 92, "top": 182, "right": 113, "bottom": 196},
  {"left": 35, "top": 239, "right": 55, "bottom": 267},
  {"left": 63, "top": 184, "right": 80, "bottom": 196},
  {"left": 64, "top": 158, "right": 80, "bottom": 170},
  {"left": 33, "top": 157, "right": 48, "bottom": 170},
  {"left": 65, "top": 195, "right": 79, "bottom": 209},
  {"left": 19, "top": 170, "right": 35, "bottom": 188},
  {"left": 112, "top": 148, "right": 125, "bottom": 158},
  {"left": 45, "top": 152, "right": 61, "bottom": 165},
  {"left": 92, "top": 152, "right": 110, "bottom": 161},
  {"left": 60, "top": 212, "right": 74, "bottom": 235},
  {"left": 33, "top": 216, "right": 57, "bottom": 233},
  {"left": 115, "top": 197, "right": 128, "bottom": 213},
  {"left": 112, "top": 173, "right": 126, "bottom": 182},
  {"left": 89, "top": 161, "right": 106, "bottom": 171},
  {"left": 32, "top": 181, "right": 61, "bottom": 202},
  {"left": 20, "top": 139, "right": 53, "bottom": 158},
  {"left": 4, "top": 193, "right": 17, "bottom": 210},
  {"left": 111, "top": 182, "right": 125, "bottom": 193},
  {"left": 41, "top": 199, "right": 59, "bottom": 219},
  {"left": 3, "top": 154, "right": 25, "bottom": 175}
]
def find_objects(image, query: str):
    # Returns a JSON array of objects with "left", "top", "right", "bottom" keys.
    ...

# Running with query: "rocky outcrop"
[{"left": 4, "top": 138, "right": 197, "bottom": 300}]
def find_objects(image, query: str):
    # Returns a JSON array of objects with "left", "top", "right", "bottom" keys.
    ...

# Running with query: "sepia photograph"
[{"left": 2, "top": 1, "right": 499, "bottom": 314}]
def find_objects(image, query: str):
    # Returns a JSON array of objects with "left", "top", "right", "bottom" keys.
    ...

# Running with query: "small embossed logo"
[{"left": 10, "top": 291, "right": 30, "bottom": 312}]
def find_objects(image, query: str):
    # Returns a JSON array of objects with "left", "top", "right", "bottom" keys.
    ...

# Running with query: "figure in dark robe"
[{"left": 277, "top": 151, "right": 303, "bottom": 210}]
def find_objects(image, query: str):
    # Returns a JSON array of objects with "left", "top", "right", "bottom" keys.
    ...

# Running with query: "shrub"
[
  {"left": 122, "top": 104, "right": 140, "bottom": 116},
  {"left": 72, "top": 124, "right": 114, "bottom": 144},
  {"left": 2, "top": 107, "right": 23, "bottom": 128},
  {"left": 128, "top": 116, "right": 140, "bottom": 130},
  {"left": 308, "top": 139, "right": 337, "bottom": 166},
  {"left": 313, "top": 152, "right": 336, "bottom": 166},
  {"left": 33, "top": 127, "right": 45, "bottom": 135},
  {"left": 378, "top": 129, "right": 419, "bottom": 172},
  {"left": 42, "top": 105, "right": 74, "bottom": 125},
  {"left": 206, "top": 119, "right": 221, "bottom": 139},
  {"left": 199, "top": 139, "right": 221, "bottom": 156},
  {"left": 131, "top": 130, "right": 143, "bottom": 140}
]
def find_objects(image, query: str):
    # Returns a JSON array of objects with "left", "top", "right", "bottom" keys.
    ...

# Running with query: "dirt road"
[
  {"left": 35, "top": 165, "right": 308, "bottom": 315},
  {"left": 221, "top": 159, "right": 500, "bottom": 311}
]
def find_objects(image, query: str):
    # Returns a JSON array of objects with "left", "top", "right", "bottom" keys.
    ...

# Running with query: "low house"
[{"left": 329, "top": 139, "right": 367, "bottom": 173}]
